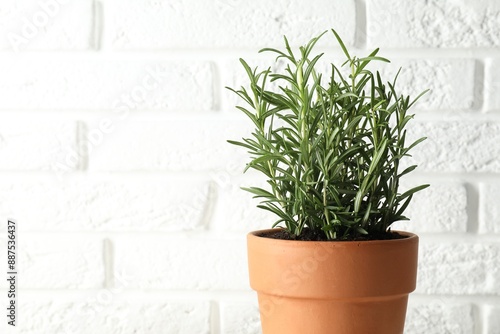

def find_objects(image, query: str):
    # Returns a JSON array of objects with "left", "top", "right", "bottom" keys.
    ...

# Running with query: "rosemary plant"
[{"left": 228, "top": 30, "right": 429, "bottom": 241}]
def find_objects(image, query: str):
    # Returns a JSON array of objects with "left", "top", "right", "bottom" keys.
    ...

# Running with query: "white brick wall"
[
  {"left": 0, "top": 0, "right": 95, "bottom": 51},
  {"left": 14, "top": 298, "right": 212, "bottom": 334},
  {"left": 0, "top": 60, "right": 214, "bottom": 111},
  {"left": 407, "top": 122, "right": 500, "bottom": 172},
  {"left": 396, "top": 182, "right": 468, "bottom": 233},
  {"left": 0, "top": 175, "right": 212, "bottom": 231},
  {"left": 405, "top": 301, "right": 476, "bottom": 334},
  {"left": 0, "top": 122, "right": 83, "bottom": 171},
  {"left": 367, "top": 0, "right": 500, "bottom": 48},
  {"left": 0, "top": 0, "right": 499, "bottom": 333},
  {"left": 113, "top": 236, "right": 248, "bottom": 290},
  {"left": 87, "top": 120, "right": 249, "bottom": 171},
  {"left": 0, "top": 236, "right": 105, "bottom": 289},
  {"left": 106, "top": 0, "right": 356, "bottom": 49}
]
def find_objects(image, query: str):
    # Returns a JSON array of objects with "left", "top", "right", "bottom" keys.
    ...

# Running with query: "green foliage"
[{"left": 227, "top": 29, "right": 429, "bottom": 240}]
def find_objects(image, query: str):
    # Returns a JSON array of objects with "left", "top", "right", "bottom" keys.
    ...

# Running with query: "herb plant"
[{"left": 228, "top": 30, "right": 429, "bottom": 241}]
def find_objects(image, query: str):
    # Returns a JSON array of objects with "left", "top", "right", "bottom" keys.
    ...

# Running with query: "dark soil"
[{"left": 259, "top": 227, "right": 407, "bottom": 241}]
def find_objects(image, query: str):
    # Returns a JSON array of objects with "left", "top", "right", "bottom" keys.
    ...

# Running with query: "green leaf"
[
  {"left": 303, "top": 53, "right": 324, "bottom": 84},
  {"left": 331, "top": 29, "right": 351, "bottom": 61},
  {"left": 227, "top": 139, "right": 258, "bottom": 151},
  {"left": 406, "top": 137, "right": 427, "bottom": 152},
  {"left": 356, "top": 227, "right": 368, "bottom": 235},
  {"left": 242, "top": 187, "right": 276, "bottom": 199},
  {"left": 398, "top": 165, "right": 418, "bottom": 178},
  {"left": 357, "top": 56, "right": 391, "bottom": 64},
  {"left": 408, "top": 89, "right": 430, "bottom": 109},
  {"left": 399, "top": 184, "right": 430, "bottom": 201},
  {"left": 367, "top": 137, "right": 388, "bottom": 175}
]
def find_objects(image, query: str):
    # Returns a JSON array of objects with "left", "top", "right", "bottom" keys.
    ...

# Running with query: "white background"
[{"left": 0, "top": 0, "right": 499, "bottom": 333}]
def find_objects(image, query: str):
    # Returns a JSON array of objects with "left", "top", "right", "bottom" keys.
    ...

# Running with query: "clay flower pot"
[{"left": 247, "top": 229, "right": 419, "bottom": 334}]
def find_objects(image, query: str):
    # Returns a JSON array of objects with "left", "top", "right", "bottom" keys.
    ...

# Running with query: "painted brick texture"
[
  {"left": 0, "top": 176, "right": 212, "bottom": 231},
  {"left": 0, "top": 0, "right": 95, "bottom": 51},
  {"left": 1, "top": 0, "right": 499, "bottom": 333},
  {"left": 0, "top": 61, "right": 214, "bottom": 111},
  {"left": 107, "top": 0, "right": 356, "bottom": 49},
  {"left": 367, "top": 0, "right": 500, "bottom": 48},
  {"left": 12, "top": 298, "right": 211, "bottom": 334}
]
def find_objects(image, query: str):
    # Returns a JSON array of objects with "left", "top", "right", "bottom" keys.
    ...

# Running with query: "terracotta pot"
[{"left": 247, "top": 229, "right": 419, "bottom": 334}]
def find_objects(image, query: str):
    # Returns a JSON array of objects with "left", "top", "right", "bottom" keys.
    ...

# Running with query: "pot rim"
[{"left": 248, "top": 228, "right": 417, "bottom": 246}]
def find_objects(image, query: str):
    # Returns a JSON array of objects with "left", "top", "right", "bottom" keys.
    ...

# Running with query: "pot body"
[{"left": 247, "top": 229, "right": 419, "bottom": 334}]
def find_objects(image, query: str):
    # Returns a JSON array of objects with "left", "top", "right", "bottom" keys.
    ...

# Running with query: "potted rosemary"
[{"left": 228, "top": 30, "right": 429, "bottom": 334}]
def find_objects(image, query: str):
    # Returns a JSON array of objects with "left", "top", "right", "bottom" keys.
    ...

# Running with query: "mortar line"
[
  {"left": 354, "top": 0, "right": 367, "bottom": 49},
  {"left": 210, "top": 61, "right": 222, "bottom": 112},
  {"left": 472, "top": 303, "right": 483, "bottom": 334},
  {"left": 103, "top": 238, "right": 113, "bottom": 289},
  {"left": 91, "top": 0, "right": 104, "bottom": 51},
  {"left": 474, "top": 59, "right": 485, "bottom": 112},
  {"left": 210, "top": 301, "right": 221, "bottom": 334},
  {"left": 465, "top": 183, "right": 480, "bottom": 234}
]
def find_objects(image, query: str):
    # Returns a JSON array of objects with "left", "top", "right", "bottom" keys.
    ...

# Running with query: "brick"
[
  {"left": 0, "top": 176, "right": 211, "bottom": 231},
  {"left": 405, "top": 122, "right": 500, "bottom": 173},
  {"left": 113, "top": 236, "right": 248, "bottom": 290},
  {"left": 485, "top": 305, "right": 500, "bottom": 334},
  {"left": 0, "top": 121, "right": 83, "bottom": 171},
  {"left": 486, "top": 59, "right": 500, "bottom": 111},
  {"left": 479, "top": 183, "right": 500, "bottom": 233},
  {"left": 0, "top": 235, "right": 104, "bottom": 289},
  {"left": 0, "top": 0, "right": 94, "bottom": 51},
  {"left": 220, "top": 302, "right": 261, "bottom": 334},
  {"left": 394, "top": 182, "right": 468, "bottom": 233},
  {"left": 367, "top": 0, "right": 500, "bottom": 48},
  {"left": 107, "top": 0, "right": 356, "bottom": 49},
  {"left": 10, "top": 299, "right": 210, "bottom": 333},
  {"left": 417, "top": 241, "right": 500, "bottom": 295},
  {"left": 88, "top": 119, "right": 250, "bottom": 172},
  {"left": 405, "top": 300, "right": 474, "bottom": 334},
  {"left": 0, "top": 60, "right": 214, "bottom": 111}
]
